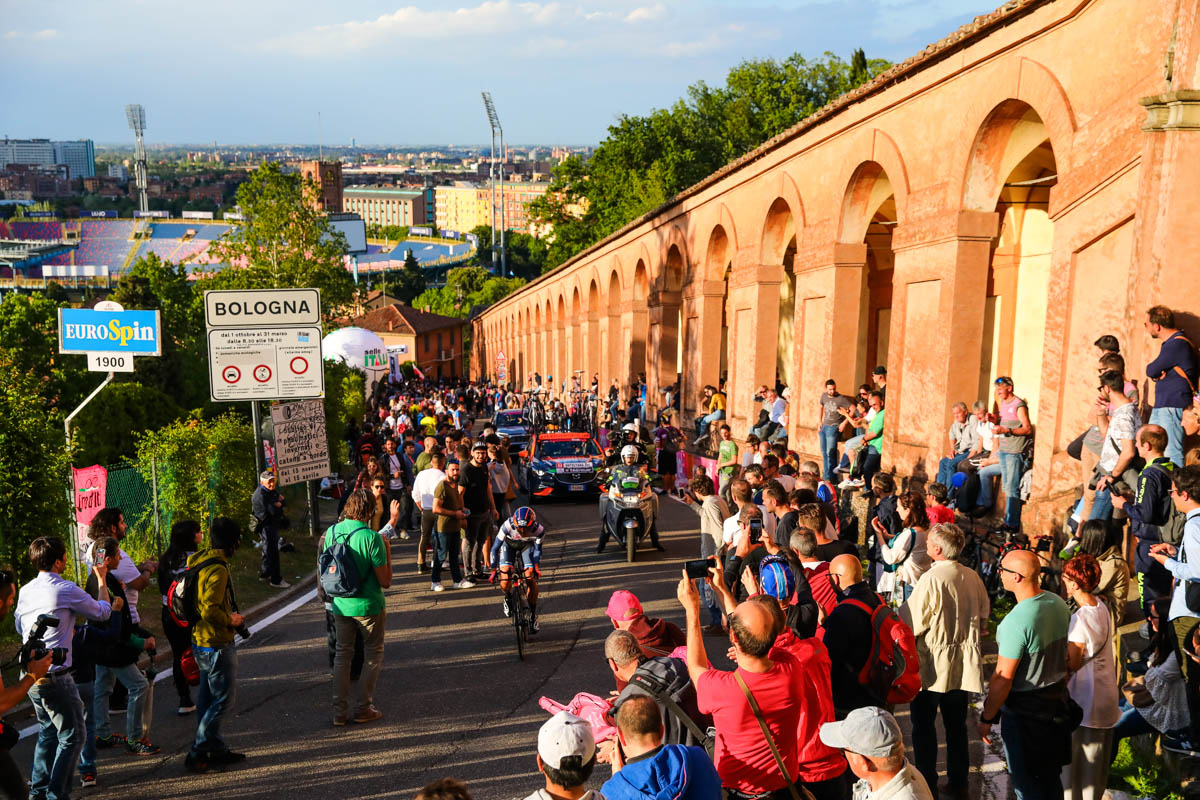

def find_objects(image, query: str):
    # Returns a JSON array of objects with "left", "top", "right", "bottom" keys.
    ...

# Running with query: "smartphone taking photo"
[{"left": 684, "top": 557, "right": 716, "bottom": 579}]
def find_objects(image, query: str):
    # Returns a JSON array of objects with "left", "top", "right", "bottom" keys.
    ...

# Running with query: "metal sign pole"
[
  {"left": 64, "top": 371, "right": 115, "bottom": 583},
  {"left": 250, "top": 401, "right": 265, "bottom": 476}
]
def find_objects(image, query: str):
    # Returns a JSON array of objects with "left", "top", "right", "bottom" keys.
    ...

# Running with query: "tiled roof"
[{"left": 351, "top": 302, "right": 464, "bottom": 335}]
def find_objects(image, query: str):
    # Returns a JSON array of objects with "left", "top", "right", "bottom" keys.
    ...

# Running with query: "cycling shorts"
[{"left": 498, "top": 540, "right": 540, "bottom": 570}]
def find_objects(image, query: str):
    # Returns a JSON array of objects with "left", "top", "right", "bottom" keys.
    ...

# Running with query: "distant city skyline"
[{"left": 1, "top": 0, "right": 997, "bottom": 145}]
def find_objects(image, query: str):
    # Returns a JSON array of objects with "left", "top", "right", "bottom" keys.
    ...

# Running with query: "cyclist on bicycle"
[{"left": 492, "top": 506, "right": 545, "bottom": 632}]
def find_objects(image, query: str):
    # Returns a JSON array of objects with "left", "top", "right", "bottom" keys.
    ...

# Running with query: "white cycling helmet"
[{"left": 620, "top": 444, "right": 638, "bottom": 461}]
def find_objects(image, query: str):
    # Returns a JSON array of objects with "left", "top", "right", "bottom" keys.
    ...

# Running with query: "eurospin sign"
[{"left": 58, "top": 308, "right": 162, "bottom": 356}]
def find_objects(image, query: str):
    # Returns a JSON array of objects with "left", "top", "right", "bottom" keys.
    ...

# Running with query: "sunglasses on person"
[
  {"left": 994, "top": 377, "right": 1013, "bottom": 386},
  {"left": 996, "top": 563, "right": 1023, "bottom": 581}
]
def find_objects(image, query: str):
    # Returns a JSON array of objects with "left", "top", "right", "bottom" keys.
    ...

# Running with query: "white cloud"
[
  {"left": 4, "top": 28, "right": 58, "bottom": 41},
  {"left": 263, "top": 1, "right": 573, "bottom": 52},
  {"left": 624, "top": 3, "right": 665, "bottom": 23}
]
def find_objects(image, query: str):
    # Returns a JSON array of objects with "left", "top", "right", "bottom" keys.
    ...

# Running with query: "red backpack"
[{"left": 843, "top": 597, "right": 921, "bottom": 705}]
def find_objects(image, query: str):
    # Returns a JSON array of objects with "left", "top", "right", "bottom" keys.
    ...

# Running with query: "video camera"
[{"left": 20, "top": 614, "right": 67, "bottom": 671}]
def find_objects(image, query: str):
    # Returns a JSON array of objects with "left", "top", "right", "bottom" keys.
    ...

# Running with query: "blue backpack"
[{"left": 319, "top": 522, "right": 368, "bottom": 598}]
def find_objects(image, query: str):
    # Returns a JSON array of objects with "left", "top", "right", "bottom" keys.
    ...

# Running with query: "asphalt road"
[
  {"left": 12, "top": 491, "right": 1009, "bottom": 800},
  {"left": 13, "top": 493, "right": 709, "bottom": 800}
]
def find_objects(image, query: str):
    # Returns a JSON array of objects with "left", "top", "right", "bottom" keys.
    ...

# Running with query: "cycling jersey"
[{"left": 492, "top": 519, "right": 545, "bottom": 570}]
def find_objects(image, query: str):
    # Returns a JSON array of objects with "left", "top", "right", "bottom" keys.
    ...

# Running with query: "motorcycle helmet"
[
  {"left": 622, "top": 422, "right": 638, "bottom": 435},
  {"left": 620, "top": 444, "right": 639, "bottom": 462}
]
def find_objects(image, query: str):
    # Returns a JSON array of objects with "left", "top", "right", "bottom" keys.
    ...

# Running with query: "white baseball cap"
[
  {"left": 819, "top": 706, "right": 902, "bottom": 758},
  {"left": 538, "top": 711, "right": 595, "bottom": 769}
]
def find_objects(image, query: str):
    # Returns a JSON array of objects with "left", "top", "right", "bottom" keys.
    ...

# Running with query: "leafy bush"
[
  {"left": 0, "top": 355, "right": 72, "bottom": 578},
  {"left": 135, "top": 414, "right": 256, "bottom": 531}
]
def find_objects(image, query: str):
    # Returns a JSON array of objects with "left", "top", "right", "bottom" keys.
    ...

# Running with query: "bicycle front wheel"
[{"left": 514, "top": 586, "right": 529, "bottom": 660}]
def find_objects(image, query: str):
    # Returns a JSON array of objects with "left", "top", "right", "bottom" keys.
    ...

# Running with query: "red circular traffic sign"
[
  {"left": 290, "top": 356, "right": 309, "bottom": 375},
  {"left": 222, "top": 366, "right": 241, "bottom": 384},
  {"left": 253, "top": 365, "right": 272, "bottom": 383}
]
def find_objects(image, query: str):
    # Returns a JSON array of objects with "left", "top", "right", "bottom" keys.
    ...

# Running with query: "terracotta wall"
[{"left": 472, "top": 0, "right": 1200, "bottom": 531}]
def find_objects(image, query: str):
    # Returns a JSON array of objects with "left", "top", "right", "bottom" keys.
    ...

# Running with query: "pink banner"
[{"left": 73, "top": 465, "right": 107, "bottom": 545}]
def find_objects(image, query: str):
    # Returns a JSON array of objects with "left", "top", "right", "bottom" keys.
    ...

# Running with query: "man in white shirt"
[
  {"left": 17, "top": 536, "right": 113, "bottom": 800},
  {"left": 86, "top": 507, "right": 154, "bottom": 625},
  {"left": 380, "top": 439, "right": 412, "bottom": 541},
  {"left": 411, "top": 450, "right": 447, "bottom": 574}
]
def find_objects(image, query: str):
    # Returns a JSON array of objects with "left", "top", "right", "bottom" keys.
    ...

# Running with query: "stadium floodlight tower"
[
  {"left": 125, "top": 103, "right": 149, "bottom": 214},
  {"left": 481, "top": 91, "right": 506, "bottom": 276}
]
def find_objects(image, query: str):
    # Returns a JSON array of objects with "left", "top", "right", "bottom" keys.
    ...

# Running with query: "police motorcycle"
[{"left": 596, "top": 444, "right": 661, "bottom": 562}]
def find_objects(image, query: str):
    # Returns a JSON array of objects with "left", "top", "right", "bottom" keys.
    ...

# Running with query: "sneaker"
[
  {"left": 452, "top": 579, "right": 475, "bottom": 589},
  {"left": 431, "top": 582, "right": 444, "bottom": 592},
  {"left": 95, "top": 734, "right": 124, "bottom": 749},
  {"left": 333, "top": 716, "right": 348, "bottom": 727},
  {"left": 125, "top": 737, "right": 160, "bottom": 755},
  {"left": 398, "top": 530, "right": 411, "bottom": 540},
  {"left": 502, "top": 596, "right": 511, "bottom": 617},
  {"left": 177, "top": 705, "right": 196, "bottom": 716},
  {"left": 417, "top": 563, "right": 427, "bottom": 574},
  {"left": 269, "top": 580, "right": 291, "bottom": 589},
  {"left": 80, "top": 772, "right": 97, "bottom": 787},
  {"left": 352, "top": 706, "right": 384, "bottom": 724},
  {"left": 184, "top": 752, "right": 209, "bottom": 773},
  {"left": 529, "top": 617, "right": 540, "bottom": 634},
  {"left": 1163, "top": 736, "right": 1200, "bottom": 756},
  {"left": 208, "top": 749, "right": 246, "bottom": 765}
]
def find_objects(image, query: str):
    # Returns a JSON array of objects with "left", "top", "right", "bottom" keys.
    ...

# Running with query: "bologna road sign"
[
  {"left": 207, "top": 326, "right": 323, "bottom": 402},
  {"left": 204, "top": 288, "right": 320, "bottom": 328}
]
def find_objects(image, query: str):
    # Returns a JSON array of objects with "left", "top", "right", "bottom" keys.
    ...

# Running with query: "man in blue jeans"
[
  {"left": 936, "top": 402, "right": 978, "bottom": 489},
  {"left": 817, "top": 379, "right": 854, "bottom": 482},
  {"left": 185, "top": 517, "right": 247, "bottom": 773},
  {"left": 1144, "top": 305, "right": 1198, "bottom": 467},
  {"left": 15, "top": 536, "right": 113, "bottom": 800},
  {"left": 992, "top": 378, "right": 1032, "bottom": 531}
]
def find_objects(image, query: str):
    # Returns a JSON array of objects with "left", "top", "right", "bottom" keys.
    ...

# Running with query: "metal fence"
[{"left": 101, "top": 460, "right": 163, "bottom": 564}]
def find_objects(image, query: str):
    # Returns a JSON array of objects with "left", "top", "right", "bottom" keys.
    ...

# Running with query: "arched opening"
[
  {"left": 607, "top": 269, "right": 623, "bottom": 400},
  {"left": 709, "top": 227, "right": 732, "bottom": 393},
  {"left": 966, "top": 102, "right": 1057, "bottom": 420},
  {"left": 586, "top": 279, "right": 601, "bottom": 382},
  {"left": 840, "top": 162, "right": 896, "bottom": 383},
  {"left": 533, "top": 304, "right": 544, "bottom": 381},
  {"left": 555, "top": 294, "right": 567, "bottom": 390},
  {"left": 631, "top": 261, "right": 650, "bottom": 389},
  {"left": 762, "top": 198, "right": 798, "bottom": 390},
  {"left": 661, "top": 245, "right": 684, "bottom": 400},
  {"left": 570, "top": 287, "right": 583, "bottom": 385}
]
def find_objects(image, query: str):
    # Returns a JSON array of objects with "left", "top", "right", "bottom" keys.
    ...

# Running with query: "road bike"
[
  {"left": 504, "top": 538, "right": 535, "bottom": 660},
  {"left": 959, "top": 524, "right": 1028, "bottom": 600}
]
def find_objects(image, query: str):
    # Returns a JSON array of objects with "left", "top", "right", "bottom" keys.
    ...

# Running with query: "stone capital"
[{"left": 1140, "top": 90, "right": 1200, "bottom": 131}]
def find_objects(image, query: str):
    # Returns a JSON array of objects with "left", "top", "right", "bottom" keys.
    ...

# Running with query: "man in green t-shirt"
[
  {"left": 714, "top": 425, "right": 739, "bottom": 493},
  {"left": 325, "top": 488, "right": 393, "bottom": 727},
  {"left": 979, "top": 549, "right": 1071, "bottom": 798}
]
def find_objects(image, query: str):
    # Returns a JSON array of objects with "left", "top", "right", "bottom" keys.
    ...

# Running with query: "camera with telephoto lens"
[
  {"left": 20, "top": 614, "right": 67, "bottom": 671},
  {"left": 234, "top": 621, "right": 252, "bottom": 640}
]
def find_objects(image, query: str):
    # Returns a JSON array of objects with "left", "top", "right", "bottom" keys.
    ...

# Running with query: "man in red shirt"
[{"left": 675, "top": 570, "right": 806, "bottom": 798}]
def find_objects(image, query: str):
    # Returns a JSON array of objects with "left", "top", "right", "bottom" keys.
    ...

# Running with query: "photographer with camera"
[
  {"left": 184, "top": 517, "right": 248, "bottom": 774},
  {"left": 14, "top": 536, "right": 112, "bottom": 800},
  {"left": 86, "top": 537, "right": 159, "bottom": 756},
  {"left": 0, "top": 570, "right": 52, "bottom": 799}
]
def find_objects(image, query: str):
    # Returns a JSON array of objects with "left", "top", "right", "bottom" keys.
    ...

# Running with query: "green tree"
[
  {"left": 0, "top": 292, "right": 92, "bottom": 410},
  {"left": 0, "top": 353, "right": 73, "bottom": 577},
  {"left": 411, "top": 266, "right": 525, "bottom": 318},
  {"left": 392, "top": 253, "right": 427, "bottom": 305},
  {"left": 530, "top": 49, "right": 891, "bottom": 268},
  {"left": 203, "top": 162, "right": 356, "bottom": 321},
  {"left": 73, "top": 383, "right": 184, "bottom": 466},
  {"left": 111, "top": 252, "right": 208, "bottom": 410},
  {"left": 470, "top": 225, "right": 549, "bottom": 280},
  {"left": 323, "top": 360, "right": 367, "bottom": 468}
]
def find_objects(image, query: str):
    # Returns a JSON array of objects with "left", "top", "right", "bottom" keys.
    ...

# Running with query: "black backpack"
[
  {"left": 319, "top": 522, "right": 369, "bottom": 599},
  {"left": 166, "top": 557, "right": 225, "bottom": 627},
  {"left": 623, "top": 658, "right": 715, "bottom": 757}
]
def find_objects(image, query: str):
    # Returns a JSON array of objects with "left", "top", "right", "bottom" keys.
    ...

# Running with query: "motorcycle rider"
[{"left": 598, "top": 445, "right": 663, "bottom": 553}]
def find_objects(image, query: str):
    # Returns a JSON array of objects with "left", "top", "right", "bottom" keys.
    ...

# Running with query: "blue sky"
[{"left": 0, "top": 0, "right": 996, "bottom": 146}]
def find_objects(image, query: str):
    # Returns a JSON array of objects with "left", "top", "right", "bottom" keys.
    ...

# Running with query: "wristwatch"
[{"left": 979, "top": 709, "right": 1000, "bottom": 725}]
